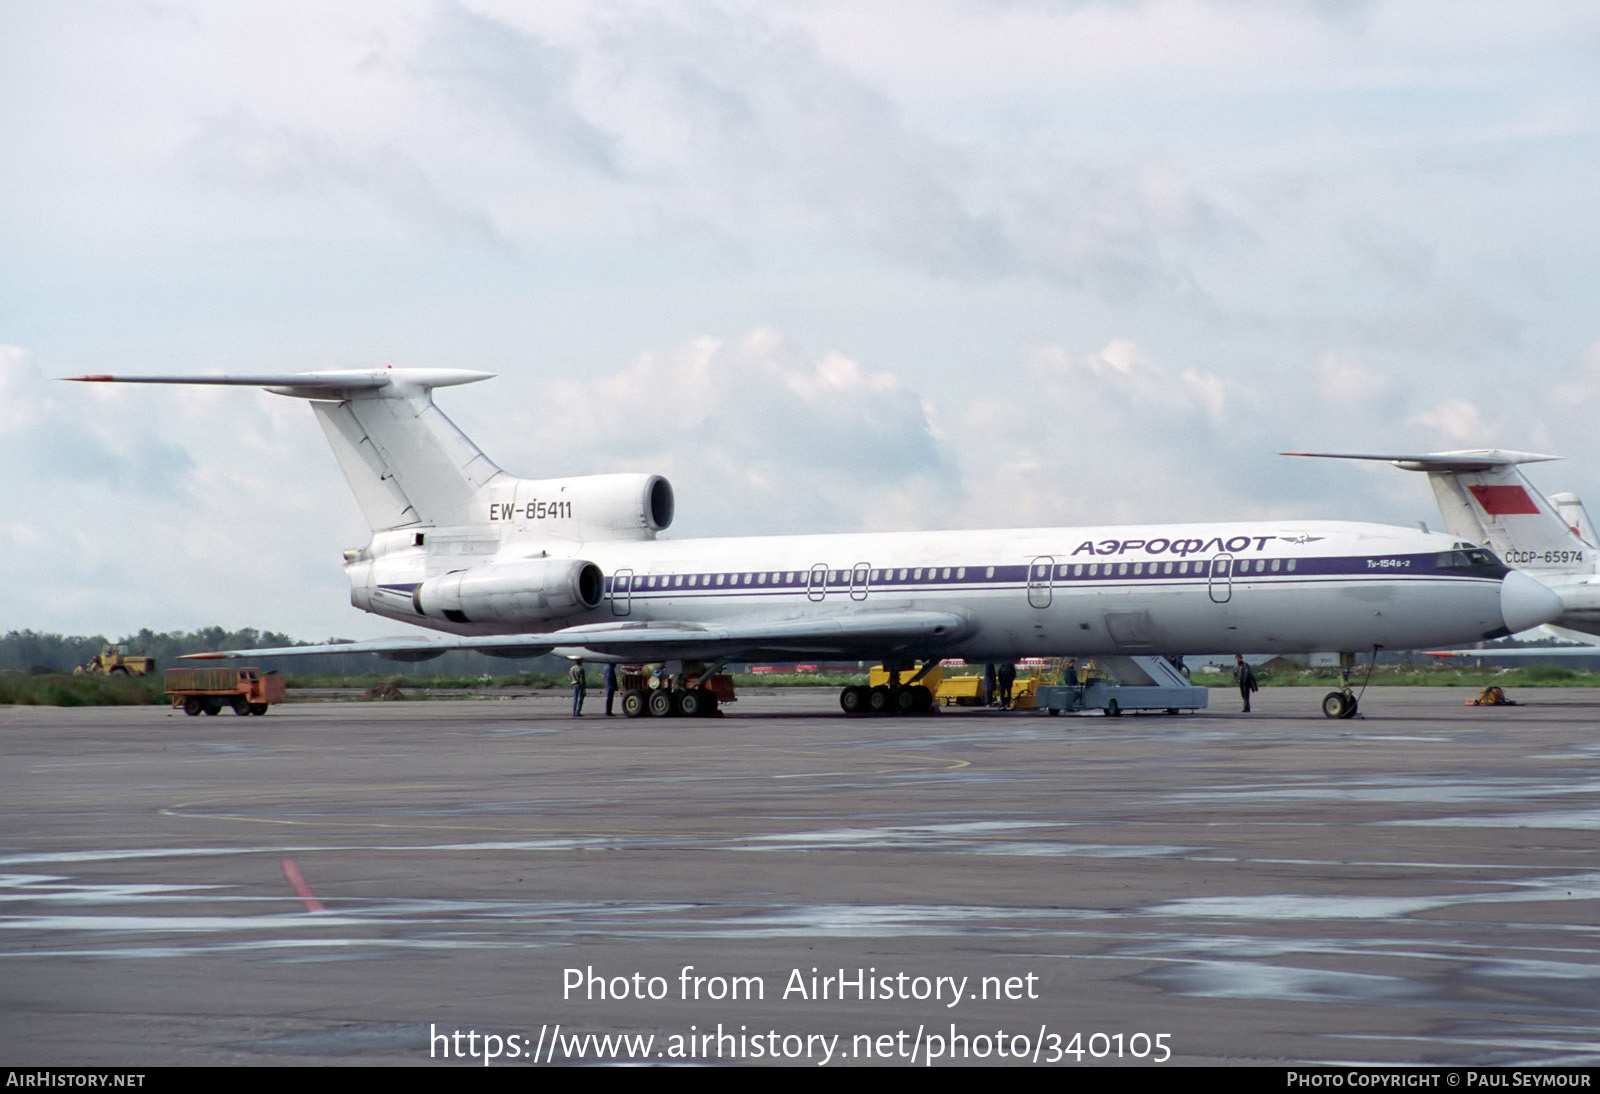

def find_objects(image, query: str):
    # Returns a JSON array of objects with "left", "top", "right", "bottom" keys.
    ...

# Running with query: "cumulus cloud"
[
  {"left": 186, "top": 108, "right": 509, "bottom": 249},
  {"left": 1406, "top": 397, "right": 1495, "bottom": 445},
  {"left": 1311, "top": 349, "right": 1396, "bottom": 404},
  {"left": 498, "top": 328, "right": 950, "bottom": 534}
]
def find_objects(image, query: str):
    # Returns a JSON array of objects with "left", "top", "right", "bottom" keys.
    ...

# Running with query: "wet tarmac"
[{"left": 2, "top": 687, "right": 1597, "bottom": 1066}]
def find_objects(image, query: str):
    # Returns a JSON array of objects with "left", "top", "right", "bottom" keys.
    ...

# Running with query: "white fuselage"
[{"left": 348, "top": 518, "right": 1519, "bottom": 660}]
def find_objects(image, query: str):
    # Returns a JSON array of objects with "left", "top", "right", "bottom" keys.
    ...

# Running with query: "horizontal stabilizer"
[
  {"left": 1282, "top": 449, "right": 1561, "bottom": 473},
  {"left": 67, "top": 368, "right": 494, "bottom": 401}
]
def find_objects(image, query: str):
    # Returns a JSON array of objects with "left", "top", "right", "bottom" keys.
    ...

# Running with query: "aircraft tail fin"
[
  {"left": 1284, "top": 449, "right": 1595, "bottom": 571},
  {"left": 67, "top": 368, "right": 503, "bottom": 531}
]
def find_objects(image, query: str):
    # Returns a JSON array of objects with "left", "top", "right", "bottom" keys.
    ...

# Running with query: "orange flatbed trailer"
[{"left": 164, "top": 666, "right": 287, "bottom": 716}]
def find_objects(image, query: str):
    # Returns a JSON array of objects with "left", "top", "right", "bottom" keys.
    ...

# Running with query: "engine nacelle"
[
  {"left": 484, "top": 473, "right": 674, "bottom": 541},
  {"left": 414, "top": 558, "right": 604, "bottom": 626}
]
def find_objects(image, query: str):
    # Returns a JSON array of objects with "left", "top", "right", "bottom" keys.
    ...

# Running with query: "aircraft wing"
[{"left": 181, "top": 610, "right": 975, "bottom": 664}]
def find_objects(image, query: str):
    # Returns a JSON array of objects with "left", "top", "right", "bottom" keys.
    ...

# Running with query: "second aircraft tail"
[{"left": 1285, "top": 448, "right": 1596, "bottom": 573}]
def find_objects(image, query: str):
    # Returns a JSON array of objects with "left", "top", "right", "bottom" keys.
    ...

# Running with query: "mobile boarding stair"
[{"left": 1035, "top": 656, "right": 1208, "bottom": 717}]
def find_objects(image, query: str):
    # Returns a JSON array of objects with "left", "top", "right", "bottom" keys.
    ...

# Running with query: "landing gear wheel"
[
  {"left": 895, "top": 687, "right": 919, "bottom": 714},
  {"left": 867, "top": 686, "right": 893, "bottom": 715},
  {"left": 839, "top": 686, "right": 870, "bottom": 715},
  {"left": 184, "top": 697, "right": 202, "bottom": 717},
  {"left": 1322, "top": 691, "right": 1351, "bottom": 719},
  {"left": 647, "top": 689, "right": 676, "bottom": 717},
  {"left": 677, "top": 688, "right": 717, "bottom": 718},
  {"left": 1339, "top": 695, "right": 1359, "bottom": 719},
  {"left": 622, "top": 689, "right": 647, "bottom": 718},
  {"left": 909, "top": 685, "right": 934, "bottom": 713}
]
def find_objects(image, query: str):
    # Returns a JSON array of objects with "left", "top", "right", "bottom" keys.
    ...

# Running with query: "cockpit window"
[{"left": 1435, "top": 547, "right": 1509, "bottom": 578}]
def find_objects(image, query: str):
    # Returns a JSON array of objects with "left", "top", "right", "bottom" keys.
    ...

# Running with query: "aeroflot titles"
[{"left": 1071, "top": 534, "right": 1282, "bottom": 556}]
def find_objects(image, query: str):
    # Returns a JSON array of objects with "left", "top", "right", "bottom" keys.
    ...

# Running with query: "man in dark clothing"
[
  {"left": 1233, "top": 654, "right": 1257, "bottom": 713},
  {"left": 603, "top": 662, "right": 618, "bottom": 716},
  {"left": 997, "top": 662, "right": 1016, "bottom": 709}
]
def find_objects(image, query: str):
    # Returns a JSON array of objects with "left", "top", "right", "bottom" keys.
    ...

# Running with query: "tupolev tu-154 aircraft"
[{"left": 71, "top": 368, "right": 1562, "bottom": 718}]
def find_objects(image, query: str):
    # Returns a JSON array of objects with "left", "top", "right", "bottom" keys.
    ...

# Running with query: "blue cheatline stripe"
[{"left": 599, "top": 553, "right": 1495, "bottom": 598}]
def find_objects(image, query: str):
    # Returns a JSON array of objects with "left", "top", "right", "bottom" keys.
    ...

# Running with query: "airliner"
[
  {"left": 71, "top": 369, "right": 1562, "bottom": 718},
  {"left": 1288, "top": 449, "right": 1600, "bottom": 655}
]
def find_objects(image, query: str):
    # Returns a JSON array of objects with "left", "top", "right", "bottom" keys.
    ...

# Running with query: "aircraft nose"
[{"left": 1499, "top": 570, "right": 1565, "bottom": 635}]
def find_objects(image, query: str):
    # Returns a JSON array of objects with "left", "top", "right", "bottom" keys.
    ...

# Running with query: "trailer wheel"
[
  {"left": 203, "top": 699, "right": 221, "bottom": 716},
  {"left": 249, "top": 704, "right": 268, "bottom": 716},
  {"left": 839, "top": 686, "right": 870, "bottom": 715},
  {"left": 183, "top": 696, "right": 202, "bottom": 717},
  {"left": 232, "top": 697, "right": 251, "bottom": 715}
]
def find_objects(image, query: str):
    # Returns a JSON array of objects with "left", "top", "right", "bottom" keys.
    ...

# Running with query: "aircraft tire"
[
  {"left": 647, "top": 689, "right": 676, "bottom": 717},
  {"left": 895, "top": 688, "right": 919, "bottom": 714},
  {"left": 909, "top": 685, "right": 934, "bottom": 713},
  {"left": 867, "top": 686, "right": 893, "bottom": 715},
  {"left": 839, "top": 686, "right": 869, "bottom": 715},
  {"left": 1321, "top": 691, "right": 1349, "bottom": 719},
  {"left": 621, "top": 689, "right": 647, "bottom": 718},
  {"left": 1339, "top": 696, "right": 1359, "bottom": 719},
  {"left": 678, "top": 688, "right": 715, "bottom": 718}
]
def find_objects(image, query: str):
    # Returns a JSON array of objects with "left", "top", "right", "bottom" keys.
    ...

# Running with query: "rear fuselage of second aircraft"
[{"left": 348, "top": 518, "right": 1545, "bottom": 660}]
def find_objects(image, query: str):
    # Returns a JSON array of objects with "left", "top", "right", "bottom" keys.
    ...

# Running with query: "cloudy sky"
[{"left": 4, "top": 0, "right": 1598, "bottom": 641}]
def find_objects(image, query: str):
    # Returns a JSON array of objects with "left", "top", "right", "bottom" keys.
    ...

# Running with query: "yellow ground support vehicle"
[
  {"left": 164, "top": 666, "right": 286, "bottom": 716},
  {"left": 74, "top": 643, "right": 157, "bottom": 677}
]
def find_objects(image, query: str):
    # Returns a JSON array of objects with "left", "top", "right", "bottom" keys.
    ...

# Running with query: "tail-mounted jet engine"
[{"left": 413, "top": 558, "right": 604, "bottom": 625}]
